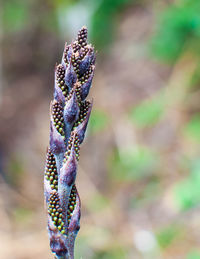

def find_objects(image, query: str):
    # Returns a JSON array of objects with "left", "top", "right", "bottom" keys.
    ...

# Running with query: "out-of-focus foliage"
[
  {"left": 2, "top": 0, "right": 61, "bottom": 35},
  {"left": 93, "top": 246, "right": 128, "bottom": 259},
  {"left": 2, "top": 0, "right": 136, "bottom": 49},
  {"left": 129, "top": 95, "right": 165, "bottom": 128},
  {"left": 91, "top": 0, "right": 135, "bottom": 50},
  {"left": 183, "top": 114, "right": 200, "bottom": 141},
  {"left": 174, "top": 160, "right": 200, "bottom": 210},
  {"left": 186, "top": 250, "right": 200, "bottom": 259},
  {"left": 130, "top": 179, "right": 160, "bottom": 208},
  {"left": 151, "top": 0, "right": 200, "bottom": 63},
  {"left": 156, "top": 224, "right": 183, "bottom": 249},
  {"left": 13, "top": 207, "right": 33, "bottom": 225},
  {"left": 109, "top": 147, "right": 159, "bottom": 181},
  {"left": 2, "top": 0, "right": 29, "bottom": 32},
  {"left": 6, "top": 156, "right": 24, "bottom": 187},
  {"left": 89, "top": 109, "right": 109, "bottom": 134},
  {"left": 87, "top": 192, "right": 110, "bottom": 212}
]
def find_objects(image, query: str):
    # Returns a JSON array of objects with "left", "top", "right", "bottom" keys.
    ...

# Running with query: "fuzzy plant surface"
[{"left": 44, "top": 27, "right": 96, "bottom": 259}]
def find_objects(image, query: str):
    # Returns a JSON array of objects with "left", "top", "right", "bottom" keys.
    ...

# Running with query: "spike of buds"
[{"left": 44, "top": 26, "right": 96, "bottom": 259}]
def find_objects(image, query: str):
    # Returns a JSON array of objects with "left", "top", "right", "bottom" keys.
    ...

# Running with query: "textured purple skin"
[
  {"left": 79, "top": 47, "right": 95, "bottom": 75},
  {"left": 64, "top": 61, "right": 77, "bottom": 90},
  {"left": 54, "top": 80, "right": 65, "bottom": 107},
  {"left": 44, "top": 176, "right": 52, "bottom": 203},
  {"left": 67, "top": 193, "right": 81, "bottom": 259},
  {"left": 68, "top": 191, "right": 81, "bottom": 232},
  {"left": 50, "top": 121, "right": 65, "bottom": 156},
  {"left": 80, "top": 73, "right": 94, "bottom": 100},
  {"left": 58, "top": 149, "right": 77, "bottom": 228},
  {"left": 74, "top": 101, "right": 93, "bottom": 144},
  {"left": 62, "top": 45, "right": 73, "bottom": 68},
  {"left": 48, "top": 218, "right": 68, "bottom": 257},
  {"left": 59, "top": 152, "right": 77, "bottom": 187},
  {"left": 44, "top": 27, "right": 95, "bottom": 259},
  {"left": 63, "top": 91, "right": 79, "bottom": 140}
]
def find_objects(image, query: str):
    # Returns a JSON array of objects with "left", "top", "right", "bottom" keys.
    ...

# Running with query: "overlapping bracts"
[{"left": 44, "top": 27, "right": 95, "bottom": 259}]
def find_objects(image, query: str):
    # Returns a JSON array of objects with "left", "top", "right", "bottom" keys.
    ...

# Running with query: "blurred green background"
[{"left": 1, "top": 0, "right": 200, "bottom": 258}]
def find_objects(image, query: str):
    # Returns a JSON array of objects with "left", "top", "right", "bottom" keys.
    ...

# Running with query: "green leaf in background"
[
  {"left": 91, "top": 0, "right": 133, "bottom": 49},
  {"left": 130, "top": 178, "right": 160, "bottom": 208},
  {"left": 190, "top": 63, "right": 200, "bottom": 87},
  {"left": 87, "top": 193, "right": 110, "bottom": 212},
  {"left": 51, "top": 0, "right": 78, "bottom": 7},
  {"left": 109, "top": 146, "right": 159, "bottom": 182},
  {"left": 75, "top": 236, "right": 93, "bottom": 259},
  {"left": 93, "top": 246, "right": 128, "bottom": 259},
  {"left": 156, "top": 224, "right": 183, "bottom": 249},
  {"left": 174, "top": 159, "right": 200, "bottom": 210},
  {"left": 186, "top": 250, "right": 200, "bottom": 259},
  {"left": 13, "top": 207, "right": 33, "bottom": 225},
  {"left": 6, "top": 156, "right": 25, "bottom": 187},
  {"left": 183, "top": 114, "right": 200, "bottom": 141},
  {"left": 150, "top": 0, "right": 200, "bottom": 63},
  {"left": 2, "top": 1, "right": 29, "bottom": 32},
  {"left": 89, "top": 109, "right": 109, "bottom": 134},
  {"left": 129, "top": 96, "right": 165, "bottom": 128},
  {"left": 41, "top": 9, "right": 59, "bottom": 33}
]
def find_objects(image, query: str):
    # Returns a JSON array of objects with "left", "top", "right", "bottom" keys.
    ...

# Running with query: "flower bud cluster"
[{"left": 44, "top": 26, "right": 95, "bottom": 259}]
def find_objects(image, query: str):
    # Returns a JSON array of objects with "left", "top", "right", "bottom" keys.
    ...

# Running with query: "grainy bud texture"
[{"left": 44, "top": 27, "right": 96, "bottom": 259}]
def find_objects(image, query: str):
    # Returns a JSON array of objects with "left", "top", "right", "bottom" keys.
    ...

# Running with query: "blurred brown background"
[{"left": 1, "top": 0, "right": 200, "bottom": 258}]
